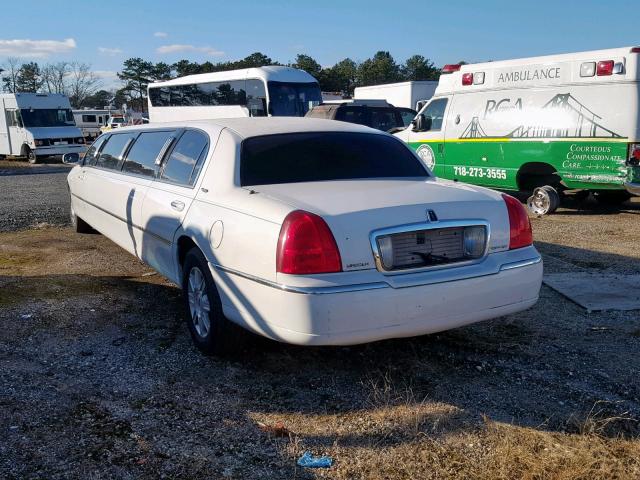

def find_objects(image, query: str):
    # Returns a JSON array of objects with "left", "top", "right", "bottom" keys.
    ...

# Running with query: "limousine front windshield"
[{"left": 240, "top": 132, "right": 429, "bottom": 186}]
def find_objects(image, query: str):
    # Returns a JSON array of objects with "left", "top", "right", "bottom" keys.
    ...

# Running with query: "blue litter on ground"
[{"left": 297, "top": 451, "right": 333, "bottom": 468}]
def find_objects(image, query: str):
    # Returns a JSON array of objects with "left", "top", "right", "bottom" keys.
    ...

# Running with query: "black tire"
[
  {"left": 181, "top": 247, "right": 242, "bottom": 355},
  {"left": 592, "top": 190, "right": 632, "bottom": 206},
  {"left": 526, "top": 185, "right": 561, "bottom": 215},
  {"left": 25, "top": 147, "right": 37, "bottom": 164}
]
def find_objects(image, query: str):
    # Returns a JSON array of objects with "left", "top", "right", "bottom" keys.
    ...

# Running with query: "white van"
[
  {"left": 395, "top": 47, "right": 640, "bottom": 214},
  {"left": 73, "top": 109, "right": 111, "bottom": 140},
  {"left": 354, "top": 81, "right": 438, "bottom": 111},
  {"left": 147, "top": 66, "right": 322, "bottom": 122},
  {"left": 0, "top": 93, "right": 86, "bottom": 163}
]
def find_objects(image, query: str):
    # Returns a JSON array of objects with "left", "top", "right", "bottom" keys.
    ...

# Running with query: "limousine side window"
[
  {"left": 95, "top": 133, "right": 136, "bottom": 170},
  {"left": 160, "top": 130, "right": 208, "bottom": 186},
  {"left": 122, "top": 130, "right": 175, "bottom": 178},
  {"left": 83, "top": 135, "right": 108, "bottom": 165}
]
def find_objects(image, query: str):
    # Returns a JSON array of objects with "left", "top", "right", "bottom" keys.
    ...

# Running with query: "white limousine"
[{"left": 65, "top": 118, "right": 543, "bottom": 354}]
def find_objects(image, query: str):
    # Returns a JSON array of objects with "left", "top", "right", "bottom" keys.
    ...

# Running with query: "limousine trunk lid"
[{"left": 250, "top": 178, "right": 512, "bottom": 272}]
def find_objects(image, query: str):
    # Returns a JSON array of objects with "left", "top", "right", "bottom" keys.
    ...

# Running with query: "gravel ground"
[
  {"left": 0, "top": 161, "right": 72, "bottom": 232},
  {"left": 1, "top": 164, "right": 639, "bottom": 479}
]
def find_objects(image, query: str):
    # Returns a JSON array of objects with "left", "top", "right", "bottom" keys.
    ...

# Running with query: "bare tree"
[
  {"left": 67, "top": 62, "right": 100, "bottom": 107},
  {"left": 42, "top": 62, "right": 69, "bottom": 94},
  {"left": 2, "top": 57, "right": 21, "bottom": 93}
]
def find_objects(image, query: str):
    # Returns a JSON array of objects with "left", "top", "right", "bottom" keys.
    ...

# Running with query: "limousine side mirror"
[
  {"left": 62, "top": 152, "right": 81, "bottom": 165},
  {"left": 412, "top": 114, "right": 432, "bottom": 132}
]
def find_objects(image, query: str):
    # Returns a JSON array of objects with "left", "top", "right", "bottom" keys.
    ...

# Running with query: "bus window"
[
  {"left": 246, "top": 79, "right": 267, "bottom": 117},
  {"left": 267, "top": 81, "right": 322, "bottom": 116}
]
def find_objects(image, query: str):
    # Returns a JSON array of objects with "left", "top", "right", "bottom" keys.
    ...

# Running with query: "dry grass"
[{"left": 249, "top": 376, "right": 640, "bottom": 479}]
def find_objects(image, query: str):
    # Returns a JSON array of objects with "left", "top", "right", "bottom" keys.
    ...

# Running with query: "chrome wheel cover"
[
  {"left": 187, "top": 266, "right": 211, "bottom": 338},
  {"left": 527, "top": 188, "right": 551, "bottom": 215}
]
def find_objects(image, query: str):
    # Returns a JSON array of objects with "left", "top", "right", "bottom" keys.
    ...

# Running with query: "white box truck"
[
  {"left": 394, "top": 46, "right": 640, "bottom": 214},
  {"left": 354, "top": 81, "right": 438, "bottom": 111},
  {"left": 0, "top": 93, "right": 86, "bottom": 163}
]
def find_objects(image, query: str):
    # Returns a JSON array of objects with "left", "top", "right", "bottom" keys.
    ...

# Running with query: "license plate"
[{"left": 54, "top": 141, "right": 68, "bottom": 145}]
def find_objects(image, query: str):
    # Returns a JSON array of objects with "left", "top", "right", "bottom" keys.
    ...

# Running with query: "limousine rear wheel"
[{"left": 182, "top": 248, "right": 237, "bottom": 355}]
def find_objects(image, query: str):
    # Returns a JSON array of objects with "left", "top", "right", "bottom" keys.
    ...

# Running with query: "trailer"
[
  {"left": 72, "top": 109, "right": 111, "bottom": 140},
  {"left": 353, "top": 81, "right": 438, "bottom": 111}
]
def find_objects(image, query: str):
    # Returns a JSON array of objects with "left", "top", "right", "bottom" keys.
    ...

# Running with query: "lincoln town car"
[{"left": 65, "top": 118, "right": 542, "bottom": 355}]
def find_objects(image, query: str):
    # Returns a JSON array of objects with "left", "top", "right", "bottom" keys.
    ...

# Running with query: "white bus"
[
  {"left": 147, "top": 66, "right": 322, "bottom": 122},
  {"left": 73, "top": 109, "right": 111, "bottom": 140},
  {"left": 0, "top": 93, "right": 85, "bottom": 163}
]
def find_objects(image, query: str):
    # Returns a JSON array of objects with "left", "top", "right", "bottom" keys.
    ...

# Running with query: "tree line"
[
  {"left": 2, "top": 51, "right": 443, "bottom": 112},
  {"left": 1, "top": 58, "right": 101, "bottom": 108}
]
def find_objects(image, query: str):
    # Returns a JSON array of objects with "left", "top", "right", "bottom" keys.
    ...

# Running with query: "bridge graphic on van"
[{"left": 460, "top": 93, "right": 624, "bottom": 139}]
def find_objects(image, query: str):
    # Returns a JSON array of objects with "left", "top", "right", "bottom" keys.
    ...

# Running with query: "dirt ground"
[{"left": 1, "top": 197, "right": 640, "bottom": 479}]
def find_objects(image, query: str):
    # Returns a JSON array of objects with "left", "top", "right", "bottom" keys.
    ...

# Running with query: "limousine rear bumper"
[{"left": 210, "top": 247, "right": 543, "bottom": 346}]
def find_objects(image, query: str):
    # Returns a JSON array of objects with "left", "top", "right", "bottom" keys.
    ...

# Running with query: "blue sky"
[{"left": 1, "top": 0, "right": 638, "bottom": 89}]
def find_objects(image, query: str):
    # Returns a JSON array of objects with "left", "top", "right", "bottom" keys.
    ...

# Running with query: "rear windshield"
[{"left": 240, "top": 132, "right": 429, "bottom": 186}]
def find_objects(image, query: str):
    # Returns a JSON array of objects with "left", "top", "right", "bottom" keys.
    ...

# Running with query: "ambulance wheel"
[
  {"left": 527, "top": 186, "right": 560, "bottom": 215},
  {"left": 25, "top": 147, "right": 37, "bottom": 164},
  {"left": 592, "top": 190, "right": 632, "bottom": 205}
]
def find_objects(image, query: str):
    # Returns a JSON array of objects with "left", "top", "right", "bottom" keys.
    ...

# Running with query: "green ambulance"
[{"left": 394, "top": 46, "right": 640, "bottom": 215}]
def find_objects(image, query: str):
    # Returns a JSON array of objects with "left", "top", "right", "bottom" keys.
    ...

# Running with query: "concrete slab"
[{"left": 543, "top": 273, "right": 640, "bottom": 311}]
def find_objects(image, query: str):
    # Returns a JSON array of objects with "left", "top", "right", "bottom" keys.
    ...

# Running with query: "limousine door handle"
[{"left": 170, "top": 200, "right": 185, "bottom": 212}]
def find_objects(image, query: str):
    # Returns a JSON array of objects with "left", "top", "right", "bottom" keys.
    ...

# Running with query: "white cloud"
[
  {"left": 153, "top": 32, "right": 168, "bottom": 38},
  {"left": 156, "top": 44, "right": 224, "bottom": 57},
  {"left": 92, "top": 70, "right": 120, "bottom": 89},
  {"left": 98, "top": 47, "right": 123, "bottom": 56},
  {"left": 0, "top": 38, "right": 76, "bottom": 58},
  {"left": 93, "top": 70, "right": 119, "bottom": 79}
]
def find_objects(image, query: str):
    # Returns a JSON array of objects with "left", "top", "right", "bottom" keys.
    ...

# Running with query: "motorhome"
[
  {"left": 354, "top": 81, "right": 438, "bottom": 111},
  {"left": 394, "top": 47, "right": 640, "bottom": 214},
  {"left": 73, "top": 109, "right": 110, "bottom": 140},
  {"left": 0, "top": 93, "right": 85, "bottom": 163},
  {"left": 147, "top": 66, "right": 321, "bottom": 122}
]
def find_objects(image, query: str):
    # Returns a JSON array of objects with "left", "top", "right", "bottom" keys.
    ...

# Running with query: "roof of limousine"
[{"left": 114, "top": 117, "right": 386, "bottom": 138}]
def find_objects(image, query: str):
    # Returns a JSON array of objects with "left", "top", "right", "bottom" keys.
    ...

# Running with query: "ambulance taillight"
[
  {"left": 629, "top": 144, "right": 640, "bottom": 166},
  {"left": 596, "top": 60, "right": 614, "bottom": 76}
]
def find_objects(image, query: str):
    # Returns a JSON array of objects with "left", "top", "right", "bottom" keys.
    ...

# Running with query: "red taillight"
[
  {"left": 462, "top": 73, "right": 474, "bottom": 86},
  {"left": 276, "top": 210, "right": 342, "bottom": 275},
  {"left": 502, "top": 194, "right": 533, "bottom": 250},
  {"left": 596, "top": 60, "right": 614, "bottom": 76},
  {"left": 629, "top": 143, "right": 640, "bottom": 166},
  {"left": 442, "top": 64, "right": 461, "bottom": 73}
]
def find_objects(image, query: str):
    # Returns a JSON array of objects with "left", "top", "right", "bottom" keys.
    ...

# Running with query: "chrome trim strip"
[
  {"left": 212, "top": 264, "right": 388, "bottom": 295},
  {"left": 499, "top": 256, "right": 542, "bottom": 271},
  {"left": 72, "top": 192, "right": 172, "bottom": 246},
  {"left": 211, "top": 253, "right": 541, "bottom": 295},
  {"left": 369, "top": 219, "right": 491, "bottom": 275}
]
